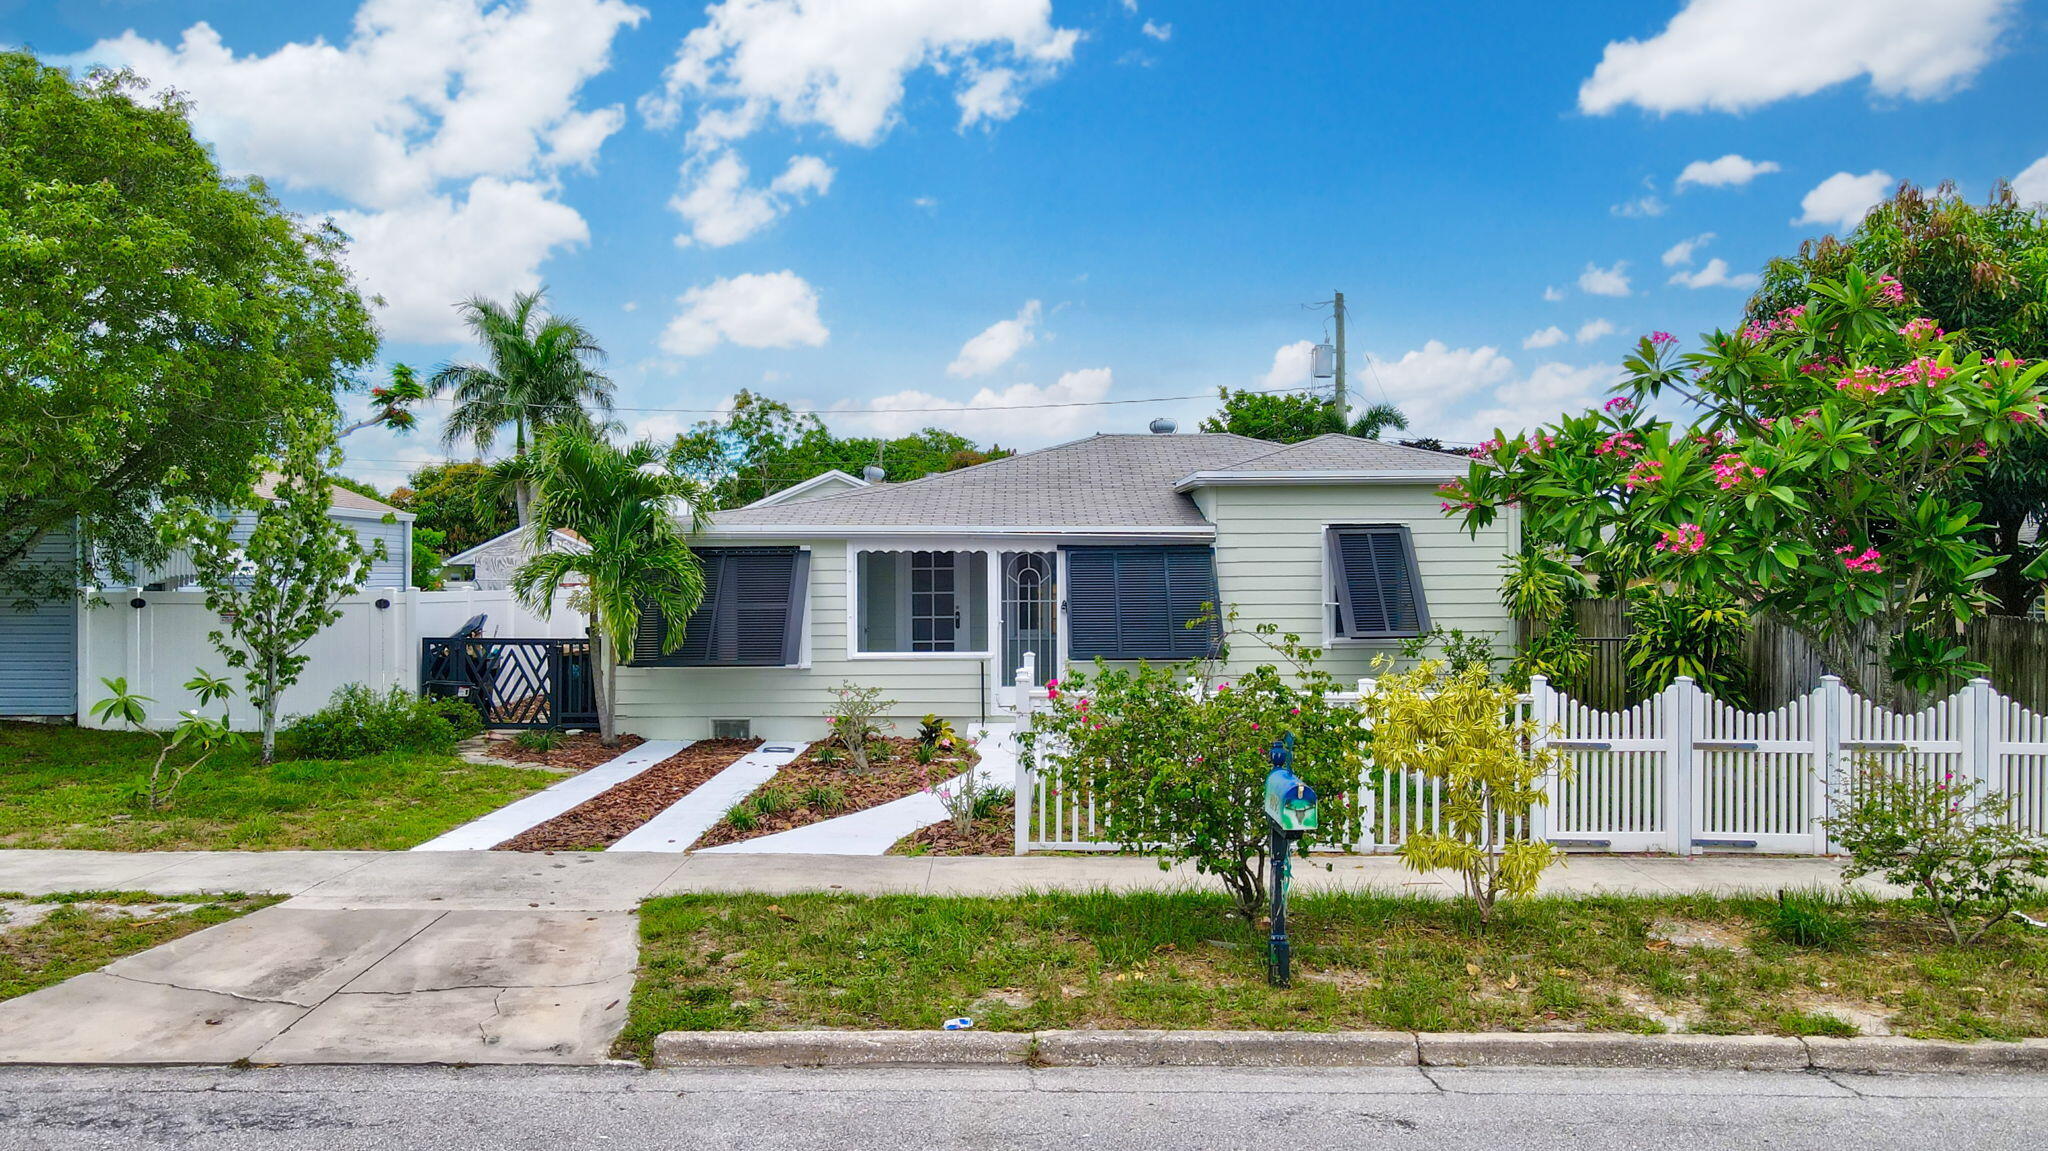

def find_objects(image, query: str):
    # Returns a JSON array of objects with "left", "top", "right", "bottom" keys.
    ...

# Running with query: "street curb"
[{"left": 646, "top": 1029, "right": 2048, "bottom": 1073}]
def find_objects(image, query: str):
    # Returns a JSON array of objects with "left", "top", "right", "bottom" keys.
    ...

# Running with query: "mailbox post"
[{"left": 1261, "top": 733, "right": 1319, "bottom": 987}]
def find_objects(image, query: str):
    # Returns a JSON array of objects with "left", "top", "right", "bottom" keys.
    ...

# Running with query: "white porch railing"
[{"left": 1011, "top": 668, "right": 2048, "bottom": 856}]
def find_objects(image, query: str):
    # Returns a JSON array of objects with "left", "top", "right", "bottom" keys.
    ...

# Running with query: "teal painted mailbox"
[
  {"left": 1263, "top": 766, "right": 1319, "bottom": 833},
  {"left": 1262, "top": 734, "right": 1319, "bottom": 987}
]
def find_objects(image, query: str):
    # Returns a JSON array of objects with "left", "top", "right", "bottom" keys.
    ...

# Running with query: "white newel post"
[
  {"left": 1012, "top": 657, "right": 1036, "bottom": 856},
  {"left": 1818, "top": 675, "right": 1846, "bottom": 855},
  {"left": 1965, "top": 676, "right": 1995, "bottom": 796},
  {"left": 1527, "top": 675, "right": 1553, "bottom": 845},
  {"left": 1669, "top": 677, "right": 1698, "bottom": 855}
]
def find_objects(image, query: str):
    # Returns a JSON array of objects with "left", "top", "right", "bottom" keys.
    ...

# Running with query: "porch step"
[{"left": 412, "top": 740, "right": 690, "bottom": 851}]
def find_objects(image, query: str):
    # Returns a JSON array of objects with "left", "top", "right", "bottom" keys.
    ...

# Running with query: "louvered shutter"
[
  {"left": 1328, "top": 526, "right": 1428, "bottom": 639},
  {"left": 632, "top": 547, "right": 807, "bottom": 666},
  {"left": 1064, "top": 546, "right": 1219, "bottom": 661}
]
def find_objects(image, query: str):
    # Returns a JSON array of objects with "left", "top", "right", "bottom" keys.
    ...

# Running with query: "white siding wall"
[
  {"left": 613, "top": 539, "right": 991, "bottom": 741},
  {"left": 1196, "top": 483, "right": 1513, "bottom": 681}
]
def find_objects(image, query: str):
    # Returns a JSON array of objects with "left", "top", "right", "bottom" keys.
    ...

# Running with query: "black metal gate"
[{"left": 420, "top": 637, "right": 599, "bottom": 729}]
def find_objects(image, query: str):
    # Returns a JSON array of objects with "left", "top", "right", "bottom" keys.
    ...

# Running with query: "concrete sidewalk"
[{"left": 0, "top": 848, "right": 1889, "bottom": 906}]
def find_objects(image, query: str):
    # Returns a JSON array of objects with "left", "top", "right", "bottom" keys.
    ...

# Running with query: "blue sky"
[{"left": 10, "top": 0, "right": 2047, "bottom": 486}]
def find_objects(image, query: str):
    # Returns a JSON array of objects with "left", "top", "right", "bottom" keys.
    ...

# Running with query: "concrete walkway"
[
  {"left": 608, "top": 742, "right": 809, "bottom": 852},
  {"left": 412, "top": 740, "right": 691, "bottom": 851}
]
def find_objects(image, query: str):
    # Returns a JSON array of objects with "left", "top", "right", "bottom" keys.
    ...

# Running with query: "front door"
[{"left": 1000, "top": 551, "right": 1057, "bottom": 686}]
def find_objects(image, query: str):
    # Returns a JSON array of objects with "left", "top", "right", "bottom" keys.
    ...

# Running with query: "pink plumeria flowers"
[
  {"left": 1603, "top": 396, "right": 1636, "bottom": 414},
  {"left": 1835, "top": 545, "right": 1884, "bottom": 574},
  {"left": 1654, "top": 523, "right": 1707, "bottom": 555},
  {"left": 1649, "top": 331, "right": 1677, "bottom": 347},
  {"left": 1899, "top": 317, "right": 1945, "bottom": 341},
  {"left": 1876, "top": 275, "right": 1906, "bottom": 305},
  {"left": 1709, "top": 453, "right": 1765, "bottom": 490}
]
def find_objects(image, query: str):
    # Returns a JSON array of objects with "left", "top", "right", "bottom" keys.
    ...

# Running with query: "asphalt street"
[{"left": 0, "top": 1064, "right": 2042, "bottom": 1151}]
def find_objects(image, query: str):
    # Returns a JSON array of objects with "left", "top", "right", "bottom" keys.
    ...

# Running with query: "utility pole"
[{"left": 1331, "top": 290, "right": 1348, "bottom": 431}]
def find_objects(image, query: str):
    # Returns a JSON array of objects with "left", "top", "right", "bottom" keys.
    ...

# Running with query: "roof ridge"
[{"left": 1216, "top": 432, "right": 1463, "bottom": 471}]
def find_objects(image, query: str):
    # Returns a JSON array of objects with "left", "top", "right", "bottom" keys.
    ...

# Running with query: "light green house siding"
[
  {"left": 613, "top": 538, "right": 990, "bottom": 742},
  {"left": 1193, "top": 482, "right": 1515, "bottom": 683}
]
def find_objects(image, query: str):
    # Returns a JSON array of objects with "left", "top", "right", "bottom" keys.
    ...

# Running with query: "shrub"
[
  {"left": 916, "top": 713, "right": 959, "bottom": 750},
  {"left": 910, "top": 740, "right": 938, "bottom": 766},
  {"left": 424, "top": 696, "right": 485, "bottom": 741},
  {"left": 825, "top": 683, "right": 894, "bottom": 773},
  {"left": 1763, "top": 889, "right": 1858, "bottom": 950},
  {"left": 280, "top": 684, "right": 458, "bottom": 760},
  {"left": 751, "top": 786, "right": 792, "bottom": 815},
  {"left": 724, "top": 802, "right": 758, "bottom": 832},
  {"left": 513, "top": 729, "right": 562, "bottom": 752},
  {"left": 800, "top": 783, "right": 847, "bottom": 812},
  {"left": 970, "top": 784, "right": 1014, "bottom": 822},
  {"left": 1825, "top": 757, "right": 2048, "bottom": 945},
  {"left": 811, "top": 745, "right": 844, "bottom": 767},
  {"left": 87, "top": 672, "right": 240, "bottom": 810}
]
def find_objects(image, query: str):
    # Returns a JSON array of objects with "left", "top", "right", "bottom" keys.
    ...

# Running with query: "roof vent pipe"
[{"left": 1149, "top": 417, "right": 1178, "bottom": 435}]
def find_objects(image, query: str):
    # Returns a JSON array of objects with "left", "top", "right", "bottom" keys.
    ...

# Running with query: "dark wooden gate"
[{"left": 420, "top": 637, "right": 598, "bottom": 729}]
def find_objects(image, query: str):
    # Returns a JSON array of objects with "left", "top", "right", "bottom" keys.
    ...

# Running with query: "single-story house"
[
  {"left": 0, "top": 482, "right": 414, "bottom": 718},
  {"left": 445, "top": 526, "right": 591, "bottom": 589},
  {"left": 614, "top": 430, "right": 1517, "bottom": 741}
]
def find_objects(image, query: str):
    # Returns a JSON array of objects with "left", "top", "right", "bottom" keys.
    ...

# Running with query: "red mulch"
[
  {"left": 888, "top": 800, "right": 1015, "bottom": 856},
  {"left": 689, "top": 736, "right": 979, "bottom": 849},
  {"left": 484, "top": 732, "right": 644, "bottom": 772},
  {"left": 493, "top": 738, "right": 761, "bottom": 852}
]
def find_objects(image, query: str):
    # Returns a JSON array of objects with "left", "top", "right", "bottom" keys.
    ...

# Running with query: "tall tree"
[
  {"left": 1750, "top": 181, "right": 2048, "bottom": 613},
  {"left": 388, "top": 461, "right": 518, "bottom": 556},
  {"left": 1199, "top": 387, "right": 1408, "bottom": 442},
  {"left": 508, "top": 429, "right": 709, "bottom": 746},
  {"left": 668, "top": 390, "right": 1008, "bottom": 509},
  {"left": 432, "top": 289, "right": 614, "bottom": 524},
  {"left": 0, "top": 53, "right": 376, "bottom": 600}
]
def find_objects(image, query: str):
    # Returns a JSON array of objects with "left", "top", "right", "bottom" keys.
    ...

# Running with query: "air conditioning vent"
[{"left": 712, "top": 718, "right": 752, "bottom": 740}]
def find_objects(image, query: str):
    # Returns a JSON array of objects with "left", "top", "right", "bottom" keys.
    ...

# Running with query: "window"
[
  {"left": 1063, "top": 546, "right": 1218, "bottom": 661},
  {"left": 1327, "top": 525, "right": 1428, "bottom": 639},
  {"left": 631, "top": 547, "right": 808, "bottom": 666},
  {"left": 856, "top": 550, "right": 989, "bottom": 654}
]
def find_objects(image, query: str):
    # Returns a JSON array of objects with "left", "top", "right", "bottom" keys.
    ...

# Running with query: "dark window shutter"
[
  {"left": 633, "top": 547, "right": 806, "bottom": 667},
  {"left": 1064, "top": 546, "right": 1218, "bottom": 661},
  {"left": 1329, "top": 526, "right": 1428, "bottom": 638}
]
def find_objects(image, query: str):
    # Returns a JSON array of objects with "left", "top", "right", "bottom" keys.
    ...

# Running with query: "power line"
[{"left": 392, "top": 381, "right": 1322, "bottom": 418}]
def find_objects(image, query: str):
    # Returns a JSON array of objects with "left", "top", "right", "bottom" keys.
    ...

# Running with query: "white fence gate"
[{"left": 1012, "top": 669, "right": 2048, "bottom": 856}]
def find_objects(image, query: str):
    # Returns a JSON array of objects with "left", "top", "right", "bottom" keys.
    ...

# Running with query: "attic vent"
[
  {"left": 712, "top": 718, "right": 752, "bottom": 740},
  {"left": 1149, "top": 417, "right": 1177, "bottom": 434}
]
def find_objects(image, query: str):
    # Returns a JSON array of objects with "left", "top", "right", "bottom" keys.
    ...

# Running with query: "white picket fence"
[{"left": 1010, "top": 668, "right": 2048, "bottom": 856}]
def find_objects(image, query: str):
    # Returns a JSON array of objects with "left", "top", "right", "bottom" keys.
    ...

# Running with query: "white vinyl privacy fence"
[{"left": 1011, "top": 669, "right": 2048, "bottom": 856}]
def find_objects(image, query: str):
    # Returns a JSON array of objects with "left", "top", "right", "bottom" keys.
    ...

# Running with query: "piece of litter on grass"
[{"left": 943, "top": 1017, "right": 974, "bottom": 1031}]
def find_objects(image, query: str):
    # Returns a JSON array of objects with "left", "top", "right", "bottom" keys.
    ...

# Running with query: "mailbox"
[{"left": 1262, "top": 734, "right": 1319, "bottom": 835}]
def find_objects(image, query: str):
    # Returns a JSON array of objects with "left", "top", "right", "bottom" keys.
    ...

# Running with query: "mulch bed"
[
  {"left": 493, "top": 738, "right": 760, "bottom": 852},
  {"left": 888, "top": 800, "right": 1015, "bottom": 855},
  {"left": 689, "top": 736, "right": 979, "bottom": 849},
  {"left": 483, "top": 732, "right": 644, "bottom": 772}
]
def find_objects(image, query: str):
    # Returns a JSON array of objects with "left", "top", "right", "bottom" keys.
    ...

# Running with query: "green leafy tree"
[
  {"left": 338, "top": 363, "right": 430, "bottom": 439},
  {"left": 1440, "top": 270, "right": 2048, "bottom": 702},
  {"left": 507, "top": 429, "right": 709, "bottom": 746},
  {"left": 411, "top": 525, "right": 448, "bottom": 590},
  {"left": 668, "top": 391, "right": 1009, "bottom": 509},
  {"left": 0, "top": 53, "right": 376, "bottom": 600},
  {"left": 164, "top": 420, "right": 378, "bottom": 763},
  {"left": 1623, "top": 587, "right": 1750, "bottom": 702},
  {"left": 1751, "top": 181, "right": 2048, "bottom": 614},
  {"left": 1029, "top": 621, "right": 1367, "bottom": 921},
  {"left": 432, "top": 289, "right": 615, "bottom": 524},
  {"left": 389, "top": 461, "right": 518, "bottom": 556},
  {"left": 87, "top": 672, "right": 238, "bottom": 809},
  {"left": 1199, "top": 387, "right": 1409, "bottom": 442}
]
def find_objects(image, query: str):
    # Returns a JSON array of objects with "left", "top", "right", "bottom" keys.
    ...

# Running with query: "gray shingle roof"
[{"left": 712, "top": 432, "right": 1460, "bottom": 532}]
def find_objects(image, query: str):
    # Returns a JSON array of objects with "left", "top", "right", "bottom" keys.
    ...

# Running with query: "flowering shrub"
[
  {"left": 1825, "top": 757, "right": 2048, "bottom": 945},
  {"left": 1440, "top": 269, "right": 2048, "bottom": 699},
  {"left": 1027, "top": 622, "right": 1367, "bottom": 921}
]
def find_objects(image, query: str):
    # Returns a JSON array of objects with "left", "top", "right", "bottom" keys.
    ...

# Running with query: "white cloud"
[
  {"left": 837, "top": 367, "right": 1115, "bottom": 441},
  {"left": 1578, "top": 261, "right": 1632, "bottom": 297},
  {"left": 81, "top": 0, "right": 646, "bottom": 343},
  {"left": 1542, "top": 285, "right": 1567, "bottom": 303},
  {"left": 1795, "top": 170, "right": 1895, "bottom": 231},
  {"left": 659, "top": 271, "right": 829, "bottom": 356},
  {"left": 1576, "top": 319, "right": 1618, "bottom": 345},
  {"left": 1578, "top": 0, "right": 2018, "bottom": 115},
  {"left": 1461, "top": 362, "right": 1625, "bottom": 441},
  {"left": 1141, "top": 20, "right": 1172, "bottom": 41},
  {"left": 2013, "top": 155, "right": 2048, "bottom": 206},
  {"left": 1611, "top": 194, "right": 1667, "bottom": 219},
  {"left": 1676, "top": 154, "right": 1781, "bottom": 189},
  {"left": 946, "top": 300, "right": 1043, "bottom": 378},
  {"left": 1668, "top": 257, "right": 1761, "bottom": 290},
  {"left": 641, "top": 0, "right": 1078, "bottom": 146},
  {"left": 1522, "top": 326, "right": 1568, "bottom": 350},
  {"left": 1662, "top": 232, "right": 1715, "bottom": 267},
  {"left": 1259, "top": 341, "right": 1319, "bottom": 390},
  {"left": 1367, "top": 340, "right": 1625, "bottom": 441},
  {"left": 912, "top": 195, "right": 940, "bottom": 212},
  {"left": 670, "top": 151, "right": 835, "bottom": 247}
]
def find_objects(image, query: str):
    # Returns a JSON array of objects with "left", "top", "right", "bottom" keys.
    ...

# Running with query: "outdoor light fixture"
[
  {"left": 128, "top": 597, "right": 147, "bottom": 609},
  {"left": 375, "top": 597, "right": 392, "bottom": 610}
]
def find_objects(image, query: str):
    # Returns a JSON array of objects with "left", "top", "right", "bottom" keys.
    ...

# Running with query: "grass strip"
[{"left": 0, "top": 891, "right": 281, "bottom": 1002}]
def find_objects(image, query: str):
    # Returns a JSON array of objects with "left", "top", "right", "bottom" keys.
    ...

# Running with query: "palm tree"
[
  {"left": 1348, "top": 401, "right": 1409, "bottom": 440},
  {"left": 433, "top": 289, "right": 615, "bottom": 523},
  {"left": 509, "top": 428, "right": 708, "bottom": 746}
]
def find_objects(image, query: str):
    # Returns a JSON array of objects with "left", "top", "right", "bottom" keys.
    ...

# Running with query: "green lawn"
[
  {"left": 620, "top": 889, "right": 2048, "bottom": 1056},
  {"left": 0, "top": 721, "right": 562, "bottom": 850},
  {"left": 1, "top": 891, "right": 280, "bottom": 1001}
]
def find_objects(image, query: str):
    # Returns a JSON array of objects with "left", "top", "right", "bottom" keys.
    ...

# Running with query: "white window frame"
[
  {"left": 847, "top": 545, "right": 997, "bottom": 661},
  {"left": 1320, "top": 520, "right": 1423, "bottom": 648}
]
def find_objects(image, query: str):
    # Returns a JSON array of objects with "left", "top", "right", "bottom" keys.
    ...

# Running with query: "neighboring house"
[
  {"left": 613, "top": 430, "right": 1516, "bottom": 741},
  {"left": 0, "top": 482, "right": 415, "bottom": 718},
  {"left": 446, "top": 527, "right": 590, "bottom": 590}
]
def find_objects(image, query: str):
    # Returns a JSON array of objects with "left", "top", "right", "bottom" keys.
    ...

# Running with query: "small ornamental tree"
[
  {"left": 166, "top": 419, "right": 376, "bottom": 763},
  {"left": 1438, "top": 269, "right": 2048, "bottom": 701},
  {"left": 1029, "top": 622, "right": 1367, "bottom": 921},
  {"left": 1362, "top": 659, "right": 1564, "bottom": 926},
  {"left": 88, "top": 672, "right": 238, "bottom": 809}
]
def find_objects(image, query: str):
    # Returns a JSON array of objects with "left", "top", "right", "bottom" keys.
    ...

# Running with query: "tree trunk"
[
  {"left": 260, "top": 651, "right": 278, "bottom": 764},
  {"left": 595, "top": 632, "right": 617, "bottom": 747}
]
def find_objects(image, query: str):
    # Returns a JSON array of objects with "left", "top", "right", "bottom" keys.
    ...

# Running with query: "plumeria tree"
[{"left": 1438, "top": 269, "right": 2048, "bottom": 701}]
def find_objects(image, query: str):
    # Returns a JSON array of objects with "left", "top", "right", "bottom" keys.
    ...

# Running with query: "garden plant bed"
[
  {"left": 495, "top": 738, "right": 762, "bottom": 852},
  {"left": 690, "top": 737, "right": 978, "bottom": 849},
  {"left": 616, "top": 889, "right": 2048, "bottom": 1056},
  {"left": 889, "top": 799, "right": 1015, "bottom": 855},
  {"left": 0, "top": 721, "right": 562, "bottom": 851},
  {"left": 482, "top": 731, "right": 645, "bottom": 772},
  {"left": 1, "top": 891, "right": 281, "bottom": 1003}
]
